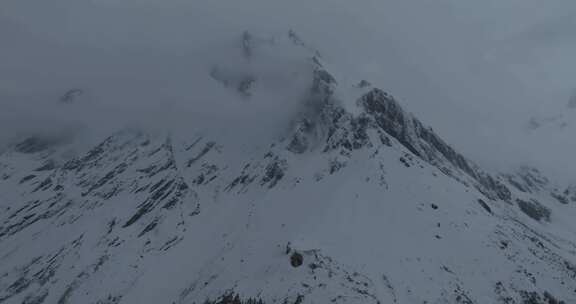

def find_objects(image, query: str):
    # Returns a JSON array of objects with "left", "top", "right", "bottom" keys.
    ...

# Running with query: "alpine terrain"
[{"left": 1, "top": 32, "right": 576, "bottom": 304}]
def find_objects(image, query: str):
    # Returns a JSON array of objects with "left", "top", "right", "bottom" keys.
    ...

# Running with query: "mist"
[{"left": 1, "top": 0, "right": 576, "bottom": 182}]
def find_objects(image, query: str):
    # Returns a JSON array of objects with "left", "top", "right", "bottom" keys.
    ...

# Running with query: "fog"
[{"left": 1, "top": 0, "right": 575, "bottom": 181}]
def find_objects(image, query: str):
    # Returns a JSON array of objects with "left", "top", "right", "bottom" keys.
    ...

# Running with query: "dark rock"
[
  {"left": 287, "top": 118, "right": 314, "bottom": 154},
  {"left": 551, "top": 192, "right": 569, "bottom": 205},
  {"left": 357, "top": 80, "right": 371, "bottom": 88},
  {"left": 565, "top": 186, "right": 576, "bottom": 203},
  {"left": 543, "top": 291, "right": 564, "bottom": 304},
  {"left": 237, "top": 76, "right": 256, "bottom": 97},
  {"left": 204, "top": 292, "right": 265, "bottom": 304},
  {"left": 517, "top": 199, "right": 551, "bottom": 222},
  {"left": 294, "top": 295, "right": 304, "bottom": 304},
  {"left": 477, "top": 199, "right": 492, "bottom": 214},
  {"left": 359, "top": 88, "right": 511, "bottom": 201},
  {"left": 19, "top": 175, "right": 36, "bottom": 184},
  {"left": 35, "top": 160, "right": 57, "bottom": 171},
  {"left": 261, "top": 159, "right": 287, "bottom": 188},
  {"left": 187, "top": 142, "right": 216, "bottom": 168},
  {"left": 138, "top": 218, "right": 159, "bottom": 237},
  {"left": 288, "top": 29, "right": 306, "bottom": 47},
  {"left": 504, "top": 166, "right": 549, "bottom": 194},
  {"left": 290, "top": 252, "right": 303, "bottom": 268}
]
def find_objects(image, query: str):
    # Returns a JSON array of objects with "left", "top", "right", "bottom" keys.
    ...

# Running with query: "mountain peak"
[{"left": 2, "top": 30, "right": 576, "bottom": 304}]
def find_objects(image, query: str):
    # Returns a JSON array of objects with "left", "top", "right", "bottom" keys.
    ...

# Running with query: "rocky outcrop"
[
  {"left": 503, "top": 167, "right": 550, "bottom": 194},
  {"left": 516, "top": 198, "right": 551, "bottom": 222},
  {"left": 563, "top": 185, "right": 576, "bottom": 203},
  {"left": 357, "top": 88, "right": 511, "bottom": 201},
  {"left": 283, "top": 57, "right": 511, "bottom": 201}
]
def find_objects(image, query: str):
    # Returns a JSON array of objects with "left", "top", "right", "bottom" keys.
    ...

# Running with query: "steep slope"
[{"left": 1, "top": 32, "right": 576, "bottom": 304}]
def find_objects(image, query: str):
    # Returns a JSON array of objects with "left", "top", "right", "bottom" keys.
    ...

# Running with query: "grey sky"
[{"left": 1, "top": 0, "right": 575, "bottom": 180}]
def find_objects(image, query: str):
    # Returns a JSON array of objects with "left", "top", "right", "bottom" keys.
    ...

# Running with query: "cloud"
[{"left": 1, "top": 0, "right": 575, "bottom": 182}]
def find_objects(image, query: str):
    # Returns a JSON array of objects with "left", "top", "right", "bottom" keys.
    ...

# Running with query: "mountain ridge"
[{"left": 1, "top": 31, "right": 576, "bottom": 304}]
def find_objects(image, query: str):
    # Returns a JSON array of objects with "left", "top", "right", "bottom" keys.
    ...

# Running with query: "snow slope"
[{"left": 1, "top": 32, "right": 576, "bottom": 304}]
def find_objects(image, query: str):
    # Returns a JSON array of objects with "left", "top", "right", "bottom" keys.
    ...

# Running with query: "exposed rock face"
[
  {"left": 14, "top": 133, "right": 75, "bottom": 154},
  {"left": 350, "top": 88, "right": 511, "bottom": 201},
  {"left": 283, "top": 59, "right": 511, "bottom": 204},
  {"left": 503, "top": 166, "right": 550, "bottom": 194},
  {"left": 516, "top": 198, "right": 551, "bottom": 222},
  {"left": 503, "top": 167, "right": 576, "bottom": 205},
  {"left": 563, "top": 185, "right": 576, "bottom": 203}
]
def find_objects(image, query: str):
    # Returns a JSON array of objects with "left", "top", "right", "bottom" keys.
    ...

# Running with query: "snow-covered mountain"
[{"left": 2, "top": 32, "right": 576, "bottom": 304}]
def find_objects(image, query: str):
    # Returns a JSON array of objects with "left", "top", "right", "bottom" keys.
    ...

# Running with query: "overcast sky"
[{"left": 1, "top": 0, "right": 575, "bottom": 181}]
